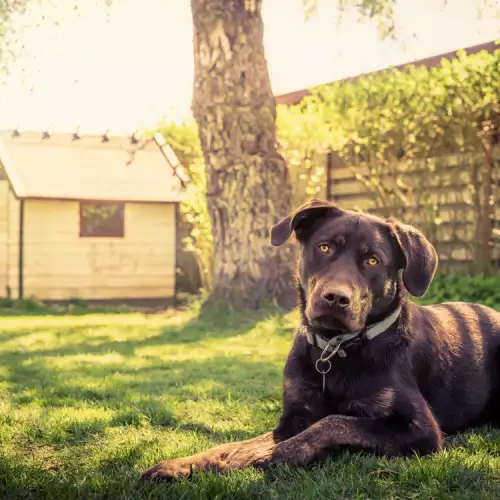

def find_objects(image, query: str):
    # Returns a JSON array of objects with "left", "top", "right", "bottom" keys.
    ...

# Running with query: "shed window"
[{"left": 80, "top": 202, "right": 125, "bottom": 237}]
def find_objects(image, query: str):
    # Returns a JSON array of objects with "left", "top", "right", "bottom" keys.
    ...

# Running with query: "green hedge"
[
  {"left": 417, "top": 274, "right": 500, "bottom": 309},
  {"left": 278, "top": 43, "right": 500, "bottom": 175}
]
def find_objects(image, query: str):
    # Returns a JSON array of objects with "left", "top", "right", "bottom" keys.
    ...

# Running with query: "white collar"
[{"left": 305, "top": 306, "right": 402, "bottom": 357}]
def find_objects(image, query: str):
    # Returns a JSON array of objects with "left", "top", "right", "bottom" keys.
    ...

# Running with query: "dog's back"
[{"left": 409, "top": 300, "right": 500, "bottom": 432}]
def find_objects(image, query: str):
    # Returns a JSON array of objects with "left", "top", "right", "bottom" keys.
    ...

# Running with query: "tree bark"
[{"left": 191, "top": 0, "right": 295, "bottom": 310}]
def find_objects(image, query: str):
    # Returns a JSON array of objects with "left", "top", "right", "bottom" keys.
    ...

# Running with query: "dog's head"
[{"left": 271, "top": 199, "right": 438, "bottom": 333}]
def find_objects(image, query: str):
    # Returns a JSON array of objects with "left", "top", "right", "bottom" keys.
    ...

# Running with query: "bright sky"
[{"left": 0, "top": 0, "right": 498, "bottom": 134}]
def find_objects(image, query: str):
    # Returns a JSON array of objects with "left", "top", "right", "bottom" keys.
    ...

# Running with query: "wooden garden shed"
[{"left": 0, "top": 130, "right": 185, "bottom": 302}]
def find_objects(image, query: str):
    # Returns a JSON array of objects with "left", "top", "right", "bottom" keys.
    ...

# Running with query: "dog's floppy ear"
[
  {"left": 390, "top": 220, "right": 438, "bottom": 297},
  {"left": 271, "top": 198, "right": 340, "bottom": 247}
]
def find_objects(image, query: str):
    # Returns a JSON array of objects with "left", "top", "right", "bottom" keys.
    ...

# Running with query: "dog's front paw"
[
  {"left": 253, "top": 439, "right": 315, "bottom": 469},
  {"left": 252, "top": 445, "right": 287, "bottom": 470},
  {"left": 140, "top": 458, "right": 192, "bottom": 482}
]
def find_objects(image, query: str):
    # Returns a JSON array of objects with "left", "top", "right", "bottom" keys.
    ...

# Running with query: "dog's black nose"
[{"left": 322, "top": 290, "right": 351, "bottom": 308}]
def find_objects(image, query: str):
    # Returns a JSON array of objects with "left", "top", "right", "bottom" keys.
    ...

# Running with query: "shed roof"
[{"left": 0, "top": 130, "right": 185, "bottom": 203}]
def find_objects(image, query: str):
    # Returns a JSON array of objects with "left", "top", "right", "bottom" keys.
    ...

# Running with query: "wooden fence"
[{"left": 325, "top": 149, "right": 500, "bottom": 274}]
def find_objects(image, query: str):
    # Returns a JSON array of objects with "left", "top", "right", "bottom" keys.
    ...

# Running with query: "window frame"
[{"left": 79, "top": 200, "right": 125, "bottom": 238}]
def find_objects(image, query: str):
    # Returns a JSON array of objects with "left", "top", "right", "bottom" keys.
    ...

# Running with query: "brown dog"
[{"left": 141, "top": 198, "right": 500, "bottom": 481}]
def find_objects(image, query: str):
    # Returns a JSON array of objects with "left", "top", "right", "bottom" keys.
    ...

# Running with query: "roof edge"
[
  {"left": 21, "top": 195, "right": 185, "bottom": 204},
  {"left": 0, "top": 132, "right": 186, "bottom": 202},
  {"left": 0, "top": 139, "right": 25, "bottom": 197}
]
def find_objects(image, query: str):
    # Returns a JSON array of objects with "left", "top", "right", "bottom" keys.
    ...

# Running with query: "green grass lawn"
[{"left": 1, "top": 302, "right": 500, "bottom": 499}]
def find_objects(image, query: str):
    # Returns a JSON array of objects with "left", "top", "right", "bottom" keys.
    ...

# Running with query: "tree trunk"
[{"left": 190, "top": 0, "right": 295, "bottom": 311}]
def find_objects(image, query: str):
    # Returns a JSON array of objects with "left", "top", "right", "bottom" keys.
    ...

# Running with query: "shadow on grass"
[
  {"left": 6, "top": 306, "right": 498, "bottom": 499},
  {"left": 2, "top": 437, "right": 500, "bottom": 500},
  {"left": 3, "top": 352, "right": 282, "bottom": 422},
  {"left": 0, "top": 307, "right": 288, "bottom": 498},
  {"left": 0, "top": 305, "right": 287, "bottom": 359},
  {"left": 0, "top": 306, "right": 286, "bottom": 447}
]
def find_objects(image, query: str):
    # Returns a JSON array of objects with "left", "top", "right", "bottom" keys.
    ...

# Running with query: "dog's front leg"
[
  {"left": 273, "top": 338, "right": 328, "bottom": 441},
  {"left": 140, "top": 431, "right": 280, "bottom": 481},
  {"left": 256, "top": 397, "right": 443, "bottom": 468}
]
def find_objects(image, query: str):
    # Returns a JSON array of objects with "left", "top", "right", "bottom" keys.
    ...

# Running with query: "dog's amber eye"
[
  {"left": 366, "top": 256, "right": 379, "bottom": 266},
  {"left": 319, "top": 244, "right": 330, "bottom": 253}
]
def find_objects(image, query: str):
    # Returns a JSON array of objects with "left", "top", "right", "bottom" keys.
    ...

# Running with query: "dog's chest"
[
  {"left": 318, "top": 363, "right": 390, "bottom": 417},
  {"left": 323, "top": 374, "right": 359, "bottom": 413},
  {"left": 324, "top": 388, "right": 351, "bottom": 415}
]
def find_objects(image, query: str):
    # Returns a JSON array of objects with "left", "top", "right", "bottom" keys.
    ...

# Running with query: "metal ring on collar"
[{"left": 315, "top": 358, "right": 332, "bottom": 375}]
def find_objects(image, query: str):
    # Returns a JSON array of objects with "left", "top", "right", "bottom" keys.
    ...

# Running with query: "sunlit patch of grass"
[{"left": 1, "top": 303, "right": 500, "bottom": 498}]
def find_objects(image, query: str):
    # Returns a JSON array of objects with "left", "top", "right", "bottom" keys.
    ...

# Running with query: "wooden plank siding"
[
  {"left": 1, "top": 182, "right": 21, "bottom": 299},
  {"left": 0, "top": 180, "right": 17, "bottom": 297},
  {"left": 22, "top": 200, "right": 176, "bottom": 300},
  {"left": 325, "top": 151, "right": 500, "bottom": 273},
  {"left": 0, "top": 181, "right": 9, "bottom": 295}
]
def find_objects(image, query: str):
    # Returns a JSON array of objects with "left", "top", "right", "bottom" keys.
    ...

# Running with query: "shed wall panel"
[{"left": 22, "top": 200, "right": 176, "bottom": 300}]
